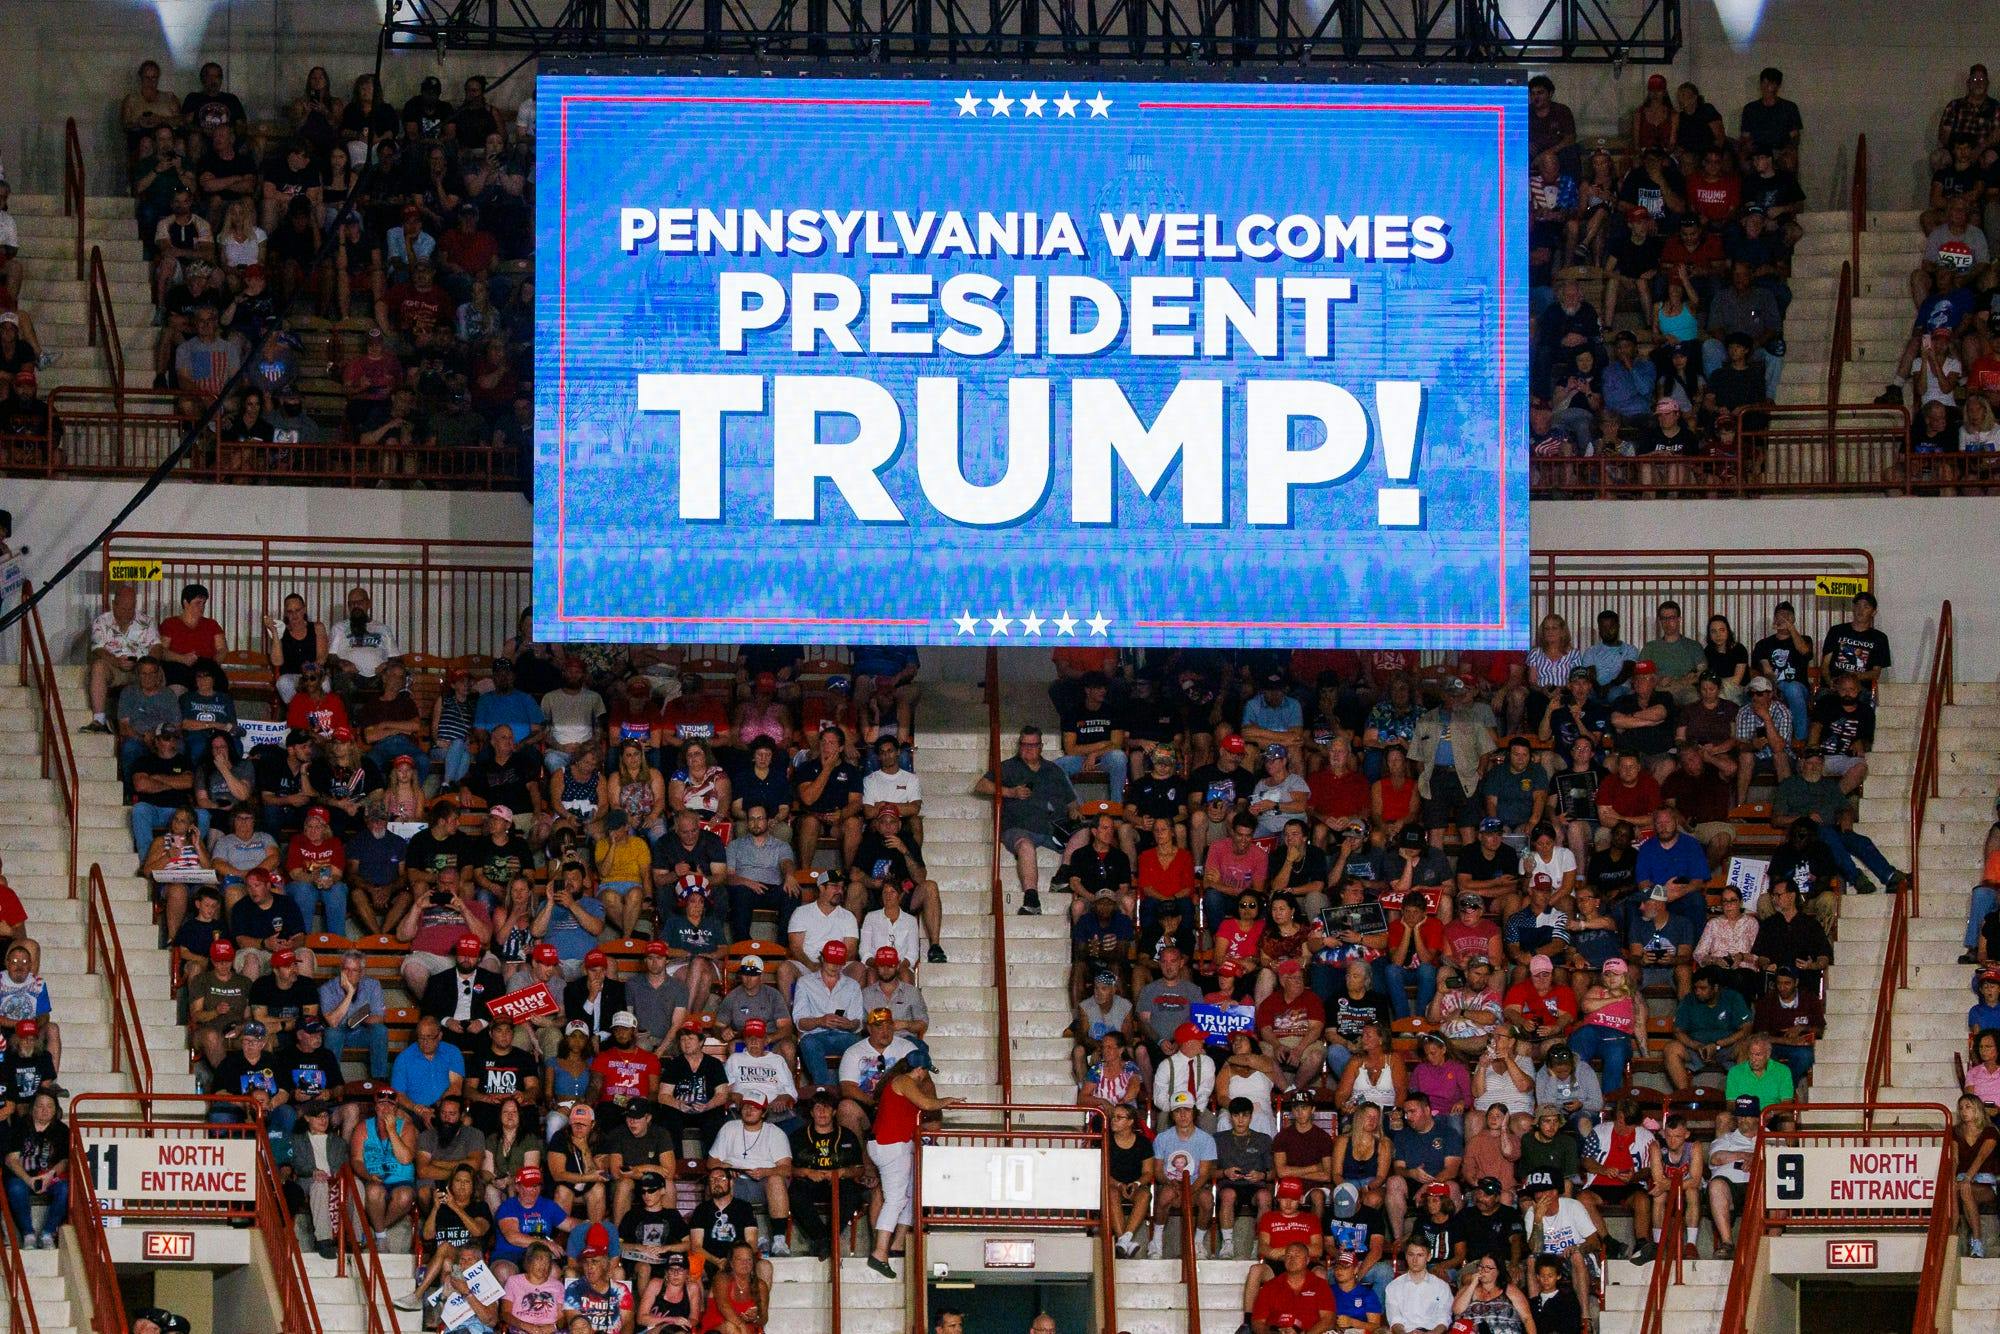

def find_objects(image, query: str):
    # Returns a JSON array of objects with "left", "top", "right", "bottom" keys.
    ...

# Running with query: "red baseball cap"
[
  {"left": 1276, "top": 1177, "right": 1304, "bottom": 1201},
  {"left": 210, "top": 940, "right": 236, "bottom": 962},
  {"left": 271, "top": 949, "right": 297, "bottom": 969},
  {"left": 531, "top": 942, "right": 560, "bottom": 965},
  {"left": 392, "top": 754, "right": 418, "bottom": 771},
  {"left": 743, "top": 1019, "right": 768, "bottom": 1039},
  {"left": 1221, "top": 734, "right": 1246, "bottom": 754},
  {"left": 329, "top": 726, "right": 354, "bottom": 742},
  {"left": 15, "top": 1020, "right": 36, "bottom": 1038},
  {"left": 645, "top": 939, "right": 669, "bottom": 957},
  {"left": 579, "top": 1222, "right": 613, "bottom": 1259},
  {"left": 584, "top": 949, "right": 610, "bottom": 969},
  {"left": 821, "top": 940, "right": 850, "bottom": 965},
  {"left": 1633, "top": 660, "right": 1658, "bottom": 675},
  {"left": 453, "top": 934, "right": 482, "bottom": 958},
  {"left": 515, "top": 1165, "right": 543, "bottom": 1187},
  {"left": 306, "top": 806, "right": 331, "bottom": 823},
  {"left": 873, "top": 946, "right": 900, "bottom": 967},
  {"left": 1173, "top": 1021, "right": 1204, "bottom": 1046}
]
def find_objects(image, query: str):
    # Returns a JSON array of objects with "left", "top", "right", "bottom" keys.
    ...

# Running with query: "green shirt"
[
  {"left": 1773, "top": 775, "right": 1847, "bottom": 826},
  {"left": 1640, "top": 636, "right": 1706, "bottom": 682},
  {"left": 1674, "top": 988, "right": 1751, "bottom": 1045},
  {"left": 1724, "top": 1058, "right": 1795, "bottom": 1109}
]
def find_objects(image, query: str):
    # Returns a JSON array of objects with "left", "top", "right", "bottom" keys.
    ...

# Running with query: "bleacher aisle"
[{"left": 9, "top": 193, "right": 154, "bottom": 394}]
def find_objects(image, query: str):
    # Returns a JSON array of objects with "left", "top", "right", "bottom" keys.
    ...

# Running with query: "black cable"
[{"left": 0, "top": 2, "right": 402, "bottom": 639}]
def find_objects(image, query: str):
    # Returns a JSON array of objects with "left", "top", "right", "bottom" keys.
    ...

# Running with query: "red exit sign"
[
  {"left": 1827, "top": 1240, "right": 1878, "bottom": 1270},
  {"left": 143, "top": 1232, "right": 196, "bottom": 1262}
]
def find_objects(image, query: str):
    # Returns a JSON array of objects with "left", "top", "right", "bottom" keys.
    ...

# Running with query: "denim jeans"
[
  {"left": 437, "top": 739, "right": 473, "bottom": 785},
  {"left": 325, "top": 1021, "right": 391, "bottom": 1080},
  {"left": 1819, "top": 828, "right": 1899, "bottom": 890},
  {"left": 1775, "top": 680, "right": 1810, "bottom": 742},
  {"left": 370, "top": 735, "right": 429, "bottom": 781},
  {"left": 1772, "top": 1042, "right": 1815, "bottom": 1083},
  {"left": 1324, "top": 1043, "right": 1354, "bottom": 1081},
  {"left": 131, "top": 802, "right": 207, "bottom": 855},
  {"left": 1969, "top": 884, "right": 1998, "bottom": 951},
  {"left": 5, "top": 1175, "right": 67, "bottom": 1239},
  {"left": 725, "top": 882, "right": 793, "bottom": 944},
  {"left": 1567, "top": 1024, "right": 1634, "bottom": 1094},
  {"left": 1056, "top": 749, "right": 1128, "bottom": 802},
  {"left": 799, "top": 1029, "right": 864, "bottom": 1086},
  {"left": 1375, "top": 960, "right": 1439, "bottom": 1021},
  {"left": 288, "top": 877, "right": 349, "bottom": 936}
]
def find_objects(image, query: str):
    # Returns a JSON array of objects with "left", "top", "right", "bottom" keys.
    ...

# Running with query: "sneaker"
[
  {"left": 1115, "top": 1233, "right": 1137, "bottom": 1258},
  {"left": 1714, "top": 1242, "right": 1734, "bottom": 1260},
  {"left": 1603, "top": 1236, "right": 1626, "bottom": 1260},
  {"left": 1874, "top": 385, "right": 1904, "bottom": 406},
  {"left": 20, "top": 1234, "right": 38, "bottom": 1250},
  {"left": 1972, "top": 1238, "right": 1987, "bottom": 1258},
  {"left": 1216, "top": 1231, "right": 1235, "bottom": 1259},
  {"left": 317, "top": 1241, "right": 337, "bottom": 1261},
  {"left": 1853, "top": 876, "right": 1880, "bottom": 895},
  {"left": 1963, "top": 951, "right": 1980, "bottom": 966},
  {"left": 393, "top": 1290, "right": 425, "bottom": 1311},
  {"left": 927, "top": 943, "right": 948, "bottom": 964},
  {"left": 769, "top": 1234, "right": 790, "bottom": 1258},
  {"left": 1018, "top": 892, "right": 1042, "bottom": 917},
  {"left": 1628, "top": 1239, "right": 1656, "bottom": 1264},
  {"left": 1145, "top": 1235, "right": 1164, "bottom": 1260},
  {"left": 35, "top": 351, "right": 57, "bottom": 370},
  {"left": 865, "top": 1256, "right": 897, "bottom": 1280},
  {"left": 79, "top": 719, "right": 110, "bottom": 734}
]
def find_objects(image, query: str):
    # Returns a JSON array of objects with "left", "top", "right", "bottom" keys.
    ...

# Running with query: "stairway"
[
  {"left": 1782, "top": 207, "right": 1924, "bottom": 409},
  {"left": 1953, "top": 1254, "right": 1997, "bottom": 1333},
  {"left": 6, "top": 192, "right": 154, "bottom": 394},
  {"left": 1599, "top": 1257, "right": 1733, "bottom": 1334},
  {"left": 766, "top": 1257, "right": 905, "bottom": 1334},
  {"left": 2, "top": 1247, "right": 75, "bottom": 1334},
  {"left": 1115, "top": 1257, "right": 1256, "bottom": 1334},
  {"left": 1819, "top": 680, "right": 1999, "bottom": 1112}
]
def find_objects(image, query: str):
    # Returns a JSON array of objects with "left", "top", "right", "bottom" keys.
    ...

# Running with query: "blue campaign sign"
[
  {"left": 535, "top": 75, "right": 1527, "bottom": 648},
  {"left": 1191, "top": 1002, "right": 1257, "bottom": 1045}
]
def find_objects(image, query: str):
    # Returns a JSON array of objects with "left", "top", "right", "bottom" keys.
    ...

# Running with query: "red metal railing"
[
  {"left": 1634, "top": 1162, "right": 1689, "bottom": 1334},
  {"left": 1827, "top": 262, "right": 1853, "bottom": 419},
  {"left": 1719, "top": 1102, "right": 1950, "bottom": 1334},
  {"left": 0, "top": 1177, "right": 43, "bottom": 1334},
  {"left": 61, "top": 117, "right": 84, "bottom": 281},
  {"left": 72, "top": 1093, "right": 325, "bottom": 1333},
  {"left": 1865, "top": 600, "right": 1952, "bottom": 1101},
  {"left": 1851, "top": 133, "right": 1869, "bottom": 286},
  {"left": 64, "top": 1110, "right": 124, "bottom": 1333},
  {"left": 84, "top": 247, "right": 127, "bottom": 410},
  {"left": 333, "top": 1165, "right": 405, "bottom": 1334},
  {"left": 84, "top": 863, "right": 156, "bottom": 1102},
  {"left": 1178, "top": 1181, "right": 1203, "bottom": 1334},
  {"left": 984, "top": 646, "right": 1015, "bottom": 1107},
  {"left": 908, "top": 1104, "right": 1115, "bottom": 1334},
  {"left": 15, "top": 582, "right": 78, "bottom": 900}
]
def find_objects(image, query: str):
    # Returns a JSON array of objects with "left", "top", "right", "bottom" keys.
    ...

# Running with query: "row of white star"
[
  {"left": 952, "top": 610, "right": 1111, "bottom": 636},
  {"left": 954, "top": 89, "right": 1112, "bottom": 118}
]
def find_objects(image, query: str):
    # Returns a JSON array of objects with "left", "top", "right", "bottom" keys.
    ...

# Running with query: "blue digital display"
[{"left": 535, "top": 74, "right": 1527, "bottom": 648}]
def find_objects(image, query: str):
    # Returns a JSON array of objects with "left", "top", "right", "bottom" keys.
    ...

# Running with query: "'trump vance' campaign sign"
[{"left": 535, "top": 75, "right": 1526, "bottom": 648}]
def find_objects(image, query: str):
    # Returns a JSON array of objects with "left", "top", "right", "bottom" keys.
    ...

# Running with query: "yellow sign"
[
  {"left": 108, "top": 559, "right": 164, "bottom": 583},
  {"left": 1814, "top": 574, "right": 1870, "bottom": 599}
]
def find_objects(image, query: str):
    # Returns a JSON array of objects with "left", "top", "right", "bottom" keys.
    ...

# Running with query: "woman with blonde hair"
[
  {"left": 1956, "top": 1092, "right": 1999, "bottom": 1255},
  {"left": 216, "top": 198, "right": 266, "bottom": 289},
  {"left": 608, "top": 738, "right": 667, "bottom": 840}
]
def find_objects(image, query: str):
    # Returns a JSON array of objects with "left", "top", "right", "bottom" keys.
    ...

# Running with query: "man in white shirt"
[
  {"left": 861, "top": 736, "right": 924, "bottom": 839},
  {"left": 792, "top": 940, "right": 867, "bottom": 1090},
  {"left": 84, "top": 583, "right": 159, "bottom": 732},
  {"left": 325, "top": 586, "right": 402, "bottom": 691},
  {"left": 539, "top": 655, "right": 607, "bottom": 772},
  {"left": 1151, "top": 1022, "right": 1216, "bottom": 1121},
  {"left": 836, "top": 1008, "right": 916, "bottom": 1134},
  {"left": 1522, "top": 1169, "right": 1599, "bottom": 1299},
  {"left": 1706, "top": 1095, "right": 1759, "bottom": 1258},
  {"left": 782, "top": 873, "right": 859, "bottom": 993},
  {"left": 706, "top": 1097, "right": 794, "bottom": 1256},
  {"left": 1383, "top": 1235, "right": 1455, "bottom": 1334},
  {"left": 724, "top": 1018, "right": 799, "bottom": 1126}
]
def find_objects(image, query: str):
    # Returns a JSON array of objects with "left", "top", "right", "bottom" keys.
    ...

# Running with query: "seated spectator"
[
  {"left": 397, "top": 865, "right": 495, "bottom": 998},
  {"left": 141, "top": 803, "right": 214, "bottom": 943},
  {"left": 1723, "top": 1033, "right": 1795, "bottom": 1110},
  {"left": 131, "top": 726, "right": 199, "bottom": 855},
  {"left": 1665, "top": 967, "right": 1753, "bottom": 1091},
  {"left": 1146, "top": 1093, "right": 1216, "bottom": 1259},
  {"left": 345, "top": 801, "right": 410, "bottom": 936},
  {"left": 976, "top": 726, "right": 1081, "bottom": 917},
  {"left": 187, "top": 939, "right": 251, "bottom": 1071},
  {"left": 420, "top": 934, "right": 504, "bottom": 1050},
  {"left": 1754, "top": 964, "right": 1823, "bottom": 1083},
  {"left": 2, "top": 1089, "right": 68, "bottom": 1251},
  {"left": 491, "top": 1166, "right": 571, "bottom": 1280},
  {"left": 848, "top": 806, "right": 943, "bottom": 952},
  {"left": 82, "top": 583, "right": 159, "bottom": 736},
  {"left": 793, "top": 726, "right": 866, "bottom": 871},
  {"left": 285, "top": 805, "right": 349, "bottom": 937},
  {"left": 1695, "top": 886, "right": 1763, "bottom": 1003},
  {"left": 566, "top": 952, "right": 630, "bottom": 1046},
  {"left": 657, "top": 1024, "right": 732, "bottom": 1155},
  {"left": 707, "top": 1097, "right": 794, "bottom": 1255},
  {"left": 230, "top": 867, "right": 310, "bottom": 978},
  {"left": 1753, "top": 879, "right": 1833, "bottom": 993}
]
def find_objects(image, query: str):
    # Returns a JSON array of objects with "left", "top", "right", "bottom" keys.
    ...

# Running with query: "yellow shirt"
[{"left": 594, "top": 834, "right": 652, "bottom": 886}]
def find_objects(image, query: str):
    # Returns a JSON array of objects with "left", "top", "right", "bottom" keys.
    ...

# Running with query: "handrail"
[
  {"left": 829, "top": 1167, "right": 844, "bottom": 1334},
  {"left": 1717, "top": 1110, "right": 1771, "bottom": 1334},
  {"left": 258, "top": 1134, "right": 327, "bottom": 1334},
  {"left": 0, "top": 1165, "right": 44, "bottom": 1334},
  {"left": 85, "top": 246, "right": 126, "bottom": 411},
  {"left": 1865, "top": 600, "right": 1953, "bottom": 1101},
  {"left": 1851, "top": 133, "right": 1869, "bottom": 285},
  {"left": 1634, "top": 1160, "right": 1689, "bottom": 1334},
  {"left": 984, "top": 646, "right": 1015, "bottom": 1107},
  {"left": 61, "top": 117, "right": 84, "bottom": 281},
  {"left": 1827, "top": 261, "right": 1853, "bottom": 430},
  {"left": 1178, "top": 1180, "right": 1202, "bottom": 1334},
  {"left": 15, "top": 582, "right": 79, "bottom": 900},
  {"left": 64, "top": 1118, "right": 125, "bottom": 1333},
  {"left": 333, "top": 1165, "right": 405, "bottom": 1334},
  {"left": 84, "top": 864, "right": 156, "bottom": 1106},
  {"left": 1915, "top": 1128, "right": 1960, "bottom": 1334}
]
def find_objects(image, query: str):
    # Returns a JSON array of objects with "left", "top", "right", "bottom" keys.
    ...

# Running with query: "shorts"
[
  {"left": 1712, "top": 1178, "right": 1746, "bottom": 1211},
  {"left": 1585, "top": 1179, "right": 1643, "bottom": 1205},
  {"left": 1423, "top": 768, "right": 1474, "bottom": 830},
  {"left": 732, "top": 1177, "right": 768, "bottom": 1208},
  {"left": 1689, "top": 821, "right": 1734, "bottom": 846},
  {"left": 1220, "top": 1181, "right": 1266, "bottom": 1213},
  {"left": 1823, "top": 754, "right": 1864, "bottom": 777},
  {"left": 1001, "top": 827, "right": 1060, "bottom": 854}
]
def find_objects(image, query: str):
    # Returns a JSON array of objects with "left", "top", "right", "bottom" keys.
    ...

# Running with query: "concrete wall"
[{"left": 5, "top": 0, "right": 1997, "bottom": 218}]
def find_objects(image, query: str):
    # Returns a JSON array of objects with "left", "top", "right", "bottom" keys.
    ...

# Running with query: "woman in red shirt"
[
  {"left": 864, "top": 1056, "right": 964, "bottom": 1280},
  {"left": 1134, "top": 816, "right": 1195, "bottom": 932},
  {"left": 155, "top": 583, "right": 226, "bottom": 692},
  {"left": 1371, "top": 745, "right": 1421, "bottom": 844},
  {"left": 1213, "top": 892, "right": 1267, "bottom": 973}
]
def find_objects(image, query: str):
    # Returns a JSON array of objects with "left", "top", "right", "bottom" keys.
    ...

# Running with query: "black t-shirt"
[
  {"left": 309, "top": 756, "right": 382, "bottom": 808},
  {"left": 1121, "top": 695, "right": 1182, "bottom": 744},
  {"left": 1741, "top": 169, "right": 1805, "bottom": 215},
  {"left": 1125, "top": 774, "right": 1188, "bottom": 822},
  {"left": 1328, "top": 990, "right": 1393, "bottom": 1044},
  {"left": 1704, "top": 643, "right": 1750, "bottom": 683},
  {"left": 1617, "top": 164, "right": 1687, "bottom": 218},
  {"left": 131, "top": 750, "right": 193, "bottom": 797},
  {"left": 690, "top": 1198, "right": 760, "bottom": 1260},
  {"left": 468, "top": 834, "right": 532, "bottom": 888},
  {"left": 262, "top": 156, "right": 324, "bottom": 197},
  {"left": 1740, "top": 97, "right": 1805, "bottom": 152},
  {"left": 1935, "top": 164, "right": 1985, "bottom": 200},
  {"left": 1061, "top": 705, "right": 1119, "bottom": 750},
  {"left": 402, "top": 95, "right": 455, "bottom": 141},
  {"left": 621, "top": 1204, "right": 691, "bottom": 1252},
  {"left": 427, "top": 1198, "right": 493, "bottom": 1252},
  {"left": 1822, "top": 623, "right": 1891, "bottom": 678},
  {"left": 1324, "top": 1199, "right": 1391, "bottom": 1256},
  {"left": 1417, "top": 1211, "right": 1462, "bottom": 1262},
  {"left": 789, "top": 1124, "right": 865, "bottom": 1173},
  {"left": 601, "top": 1120, "right": 677, "bottom": 1174},
  {"left": 202, "top": 145, "right": 256, "bottom": 195},
  {"left": 1454, "top": 1202, "right": 1526, "bottom": 1264},
  {"left": 256, "top": 751, "right": 308, "bottom": 804},
  {"left": 1546, "top": 699, "right": 1610, "bottom": 758},
  {"left": 1810, "top": 693, "right": 1875, "bottom": 757},
  {"left": 1064, "top": 845, "right": 1133, "bottom": 896},
  {"left": 182, "top": 90, "right": 247, "bottom": 137},
  {"left": 278, "top": 1048, "right": 346, "bottom": 1102},
  {"left": 405, "top": 828, "right": 477, "bottom": 877},
  {"left": 1587, "top": 847, "right": 1638, "bottom": 904},
  {"left": 466, "top": 752, "right": 540, "bottom": 814},
  {"left": 851, "top": 829, "right": 918, "bottom": 886},
  {"left": 248, "top": 974, "right": 319, "bottom": 1027},
  {"left": 1457, "top": 843, "right": 1518, "bottom": 884},
  {"left": 740, "top": 645, "right": 804, "bottom": 678},
  {"left": 1708, "top": 363, "right": 1765, "bottom": 413},
  {"left": 665, "top": 1055, "right": 729, "bottom": 1108},
  {"left": 1768, "top": 843, "right": 1841, "bottom": 900},
  {"left": 1674, "top": 101, "right": 1726, "bottom": 158},
  {"left": 1610, "top": 694, "right": 1678, "bottom": 756},
  {"left": 1108, "top": 1130, "right": 1155, "bottom": 1185},
  {"left": 1188, "top": 763, "right": 1257, "bottom": 809},
  {"left": 1752, "top": 634, "right": 1813, "bottom": 684},
  {"left": 1609, "top": 231, "right": 1664, "bottom": 278},
  {"left": 0, "top": 1050, "right": 57, "bottom": 1103},
  {"left": 210, "top": 1051, "right": 282, "bottom": 1098},
  {"left": 651, "top": 832, "right": 727, "bottom": 878},
  {"left": 792, "top": 758, "right": 864, "bottom": 815},
  {"left": 461, "top": 1045, "right": 540, "bottom": 1131},
  {"left": 2, "top": 1118, "right": 66, "bottom": 1177}
]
